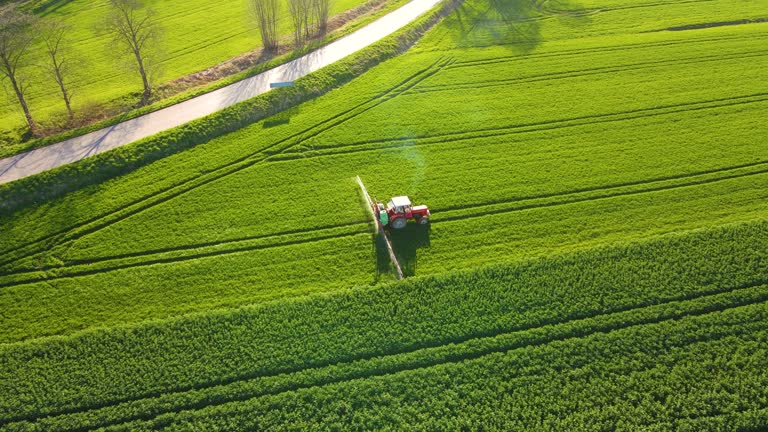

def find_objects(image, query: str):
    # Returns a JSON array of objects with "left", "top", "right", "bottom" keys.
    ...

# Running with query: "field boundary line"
[
  {"left": 450, "top": 30, "right": 766, "bottom": 61},
  {"left": 449, "top": 32, "right": 767, "bottom": 68}
]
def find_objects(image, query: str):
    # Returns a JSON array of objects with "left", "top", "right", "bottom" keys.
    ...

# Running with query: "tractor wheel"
[
  {"left": 418, "top": 216, "right": 429, "bottom": 225},
  {"left": 391, "top": 217, "right": 407, "bottom": 229}
]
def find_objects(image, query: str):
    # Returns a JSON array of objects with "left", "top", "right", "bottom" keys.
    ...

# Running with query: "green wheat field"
[{"left": 1, "top": 0, "right": 767, "bottom": 429}]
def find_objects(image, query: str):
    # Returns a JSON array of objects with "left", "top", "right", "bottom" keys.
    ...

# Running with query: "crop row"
[
  {"left": 0, "top": 231, "right": 374, "bottom": 343},
  {"left": 438, "top": 30, "right": 767, "bottom": 70},
  {"left": 1, "top": 220, "right": 768, "bottom": 430},
  {"left": 4, "top": 81, "right": 764, "bottom": 270},
  {"left": 1, "top": 220, "right": 767, "bottom": 424},
  {"left": 309, "top": 43, "right": 768, "bottom": 146},
  {"left": 53, "top": 96, "right": 768, "bottom": 266},
  {"left": 279, "top": 93, "right": 768, "bottom": 157},
  {"left": 2, "top": 149, "right": 766, "bottom": 286},
  {"left": 1, "top": 92, "right": 766, "bottom": 341},
  {"left": 123, "top": 296, "right": 768, "bottom": 431},
  {"left": 0, "top": 222, "right": 367, "bottom": 288},
  {"left": 5, "top": 286, "right": 768, "bottom": 431},
  {"left": 2, "top": 148, "right": 766, "bottom": 343}
]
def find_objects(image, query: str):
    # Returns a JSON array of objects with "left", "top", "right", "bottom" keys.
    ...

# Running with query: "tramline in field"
[
  {"left": 355, "top": 176, "right": 431, "bottom": 231},
  {"left": 356, "top": 175, "right": 431, "bottom": 280}
]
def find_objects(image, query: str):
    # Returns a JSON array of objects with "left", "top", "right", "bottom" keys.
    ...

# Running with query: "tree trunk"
[
  {"left": 53, "top": 66, "right": 74, "bottom": 121},
  {"left": 5, "top": 65, "right": 35, "bottom": 132},
  {"left": 134, "top": 47, "right": 151, "bottom": 105}
]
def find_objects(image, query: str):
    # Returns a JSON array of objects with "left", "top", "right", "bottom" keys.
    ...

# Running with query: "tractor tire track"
[
  {"left": 269, "top": 93, "right": 768, "bottom": 160},
  {"left": 0, "top": 59, "right": 453, "bottom": 275},
  {"left": 586, "top": 0, "right": 717, "bottom": 14},
  {"left": 8, "top": 281, "right": 768, "bottom": 431},
  {"left": 433, "top": 160, "right": 768, "bottom": 223},
  {"left": 0, "top": 223, "right": 369, "bottom": 289},
  {"left": 448, "top": 32, "right": 768, "bottom": 70},
  {"left": 411, "top": 50, "right": 768, "bottom": 95},
  {"left": 264, "top": 57, "right": 455, "bottom": 155},
  {"left": 2, "top": 158, "right": 766, "bottom": 288}
]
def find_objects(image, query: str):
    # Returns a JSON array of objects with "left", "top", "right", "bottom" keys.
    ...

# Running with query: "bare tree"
[
  {"left": 105, "top": 0, "right": 162, "bottom": 105},
  {"left": 288, "top": 0, "right": 311, "bottom": 46},
  {"left": 39, "top": 19, "right": 77, "bottom": 122},
  {"left": 248, "top": 0, "right": 280, "bottom": 52},
  {"left": 0, "top": 6, "right": 37, "bottom": 132},
  {"left": 312, "top": 0, "right": 330, "bottom": 36}
]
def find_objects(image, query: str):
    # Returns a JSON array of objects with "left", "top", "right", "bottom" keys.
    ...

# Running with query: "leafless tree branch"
[
  {"left": 39, "top": 19, "right": 79, "bottom": 122},
  {"left": 0, "top": 5, "right": 37, "bottom": 133},
  {"left": 248, "top": 0, "right": 280, "bottom": 52},
  {"left": 105, "top": 0, "right": 163, "bottom": 105}
]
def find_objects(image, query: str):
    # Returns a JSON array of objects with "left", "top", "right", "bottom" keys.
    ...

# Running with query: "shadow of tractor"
[{"left": 375, "top": 223, "right": 431, "bottom": 280}]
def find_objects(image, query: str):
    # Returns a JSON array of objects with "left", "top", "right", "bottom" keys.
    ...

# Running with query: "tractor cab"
[
  {"left": 382, "top": 196, "right": 430, "bottom": 229},
  {"left": 387, "top": 196, "right": 413, "bottom": 216}
]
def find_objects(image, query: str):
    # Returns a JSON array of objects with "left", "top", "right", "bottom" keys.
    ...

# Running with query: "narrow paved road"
[{"left": 0, "top": 0, "right": 442, "bottom": 185}]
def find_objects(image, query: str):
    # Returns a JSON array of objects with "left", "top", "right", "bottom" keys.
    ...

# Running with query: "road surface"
[{"left": 0, "top": 0, "right": 442, "bottom": 185}]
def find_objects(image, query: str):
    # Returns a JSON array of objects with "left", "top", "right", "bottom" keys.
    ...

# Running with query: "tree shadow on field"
[
  {"left": 30, "top": 0, "right": 75, "bottom": 16},
  {"left": 452, "top": 0, "right": 592, "bottom": 53},
  {"left": 375, "top": 224, "right": 431, "bottom": 280}
]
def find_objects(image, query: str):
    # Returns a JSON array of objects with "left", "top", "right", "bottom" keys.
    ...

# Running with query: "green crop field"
[
  {"left": 2, "top": 222, "right": 768, "bottom": 430},
  {"left": 0, "top": 0, "right": 369, "bottom": 138},
  {"left": 1, "top": 0, "right": 767, "bottom": 428}
]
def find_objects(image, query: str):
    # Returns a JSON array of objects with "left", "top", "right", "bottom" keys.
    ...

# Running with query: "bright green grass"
[
  {"left": 1, "top": 0, "right": 767, "bottom": 344},
  {"left": 0, "top": 0, "right": 368, "bottom": 134}
]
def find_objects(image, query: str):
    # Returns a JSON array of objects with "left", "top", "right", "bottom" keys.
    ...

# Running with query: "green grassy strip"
[
  {"left": 1, "top": 168, "right": 765, "bottom": 343},
  {"left": 3, "top": 91, "right": 764, "bottom": 271},
  {"left": 1, "top": 220, "right": 767, "bottom": 426},
  {"left": 0, "top": 0, "right": 458, "bottom": 216},
  {"left": 0, "top": 232, "right": 374, "bottom": 344}
]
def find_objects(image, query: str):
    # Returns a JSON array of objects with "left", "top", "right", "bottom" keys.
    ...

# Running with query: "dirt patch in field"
[{"left": 665, "top": 17, "right": 768, "bottom": 31}]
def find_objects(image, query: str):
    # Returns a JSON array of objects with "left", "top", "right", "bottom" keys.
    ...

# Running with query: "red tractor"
[{"left": 375, "top": 196, "right": 430, "bottom": 229}]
